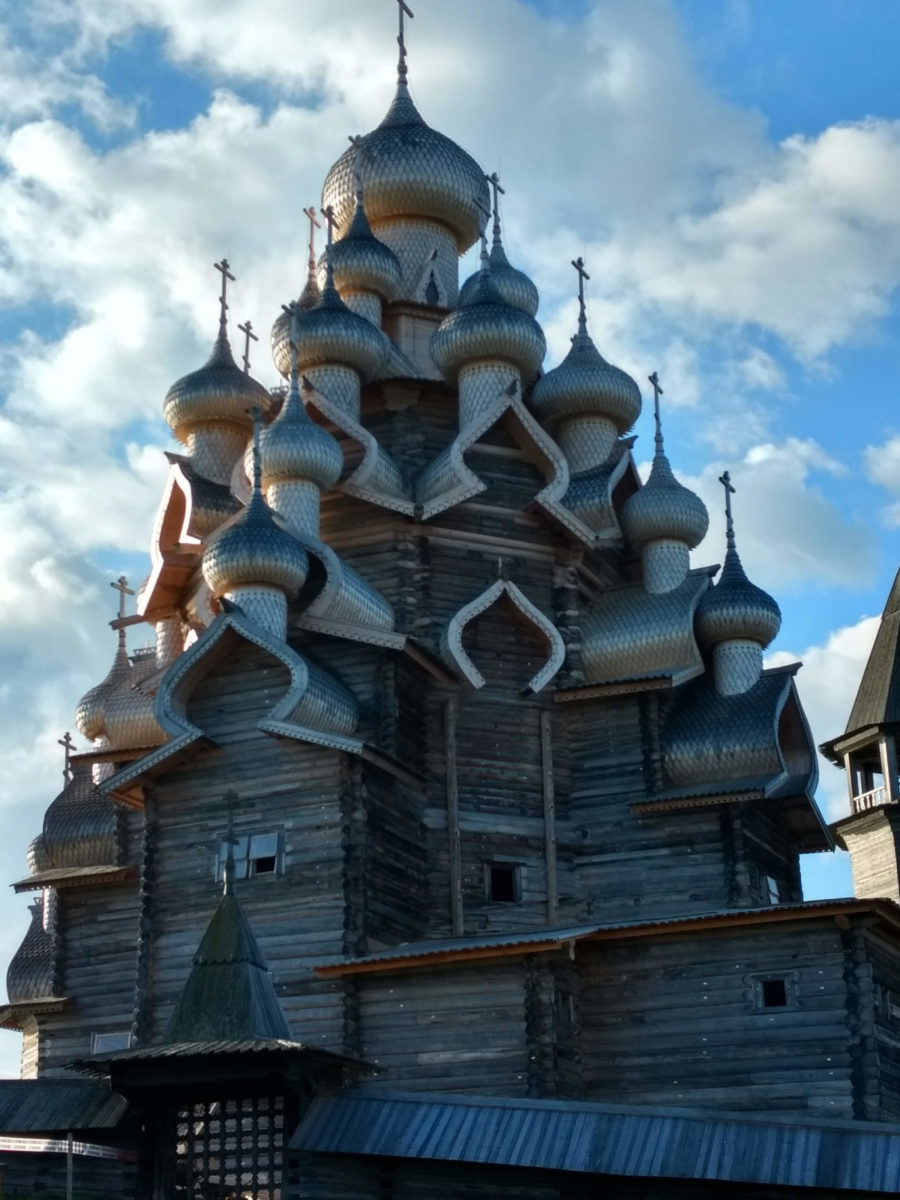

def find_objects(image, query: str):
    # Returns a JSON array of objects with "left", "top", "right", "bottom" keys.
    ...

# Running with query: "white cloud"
[{"left": 687, "top": 438, "right": 874, "bottom": 591}]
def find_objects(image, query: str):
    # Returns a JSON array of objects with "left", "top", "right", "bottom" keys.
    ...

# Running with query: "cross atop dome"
[
  {"left": 487, "top": 171, "right": 505, "bottom": 243},
  {"left": 110, "top": 576, "right": 134, "bottom": 650},
  {"left": 214, "top": 258, "right": 235, "bottom": 334},
  {"left": 57, "top": 731, "right": 75, "bottom": 782},
  {"left": 718, "top": 469, "right": 737, "bottom": 550},
  {"left": 237, "top": 319, "right": 257, "bottom": 375},
  {"left": 648, "top": 371, "right": 664, "bottom": 453},
  {"left": 571, "top": 256, "right": 590, "bottom": 332},
  {"left": 396, "top": 0, "right": 414, "bottom": 85},
  {"left": 302, "top": 205, "right": 321, "bottom": 275}
]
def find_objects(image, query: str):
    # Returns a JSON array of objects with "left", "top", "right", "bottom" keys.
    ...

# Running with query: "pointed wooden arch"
[{"left": 441, "top": 579, "right": 566, "bottom": 694}]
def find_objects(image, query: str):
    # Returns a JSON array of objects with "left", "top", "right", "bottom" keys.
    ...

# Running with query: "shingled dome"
[
  {"left": 321, "top": 85, "right": 489, "bottom": 253},
  {"left": 431, "top": 270, "right": 546, "bottom": 382}
]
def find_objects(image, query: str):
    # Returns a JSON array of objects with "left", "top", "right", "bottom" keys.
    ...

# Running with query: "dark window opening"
[
  {"left": 425, "top": 271, "right": 440, "bottom": 305},
  {"left": 761, "top": 978, "right": 788, "bottom": 1008},
  {"left": 488, "top": 864, "right": 519, "bottom": 903},
  {"left": 216, "top": 832, "right": 282, "bottom": 882}
]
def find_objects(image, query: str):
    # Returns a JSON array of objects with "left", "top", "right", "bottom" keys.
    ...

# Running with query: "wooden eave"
[
  {"left": 314, "top": 899, "right": 900, "bottom": 979},
  {"left": 12, "top": 865, "right": 137, "bottom": 894},
  {"left": 555, "top": 676, "right": 675, "bottom": 703},
  {"left": 631, "top": 788, "right": 766, "bottom": 813},
  {"left": 0, "top": 997, "right": 70, "bottom": 1030}
]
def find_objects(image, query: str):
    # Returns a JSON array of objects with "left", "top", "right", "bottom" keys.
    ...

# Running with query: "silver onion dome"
[
  {"left": 260, "top": 378, "right": 344, "bottom": 492},
  {"left": 271, "top": 273, "right": 388, "bottom": 381},
  {"left": 486, "top": 238, "right": 540, "bottom": 317},
  {"left": 41, "top": 769, "right": 116, "bottom": 870},
  {"left": 431, "top": 270, "right": 546, "bottom": 382},
  {"left": 164, "top": 328, "right": 271, "bottom": 443},
  {"left": 321, "top": 84, "right": 489, "bottom": 253},
  {"left": 621, "top": 408, "right": 708, "bottom": 549},
  {"left": 531, "top": 324, "right": 642, "bottom": 434},
  {"left": 202, "top": 488, "right": 309, "bottom": 599},
  {"left": 330, "top": 190, "right": 402, "bottom": 301},
  {"left": 26, "top": 834, "right": 51, "bottom": 875},
  {"left": 695, "top": 488, "right": 781, "bottom": 648},
  {"left": 75, "top": 641, "right": 131, "bottom": 740}
]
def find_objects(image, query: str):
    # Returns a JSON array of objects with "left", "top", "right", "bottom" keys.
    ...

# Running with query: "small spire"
[
  {"left": 110, "top": 576, "right": 134, "bottom": 652},
  {"left": 486, "top": 171, "right": 506, "bottom": 247},
  {"left": 648, "top": 371, "right": 664, "bottom": 456},
  {"left": 571, "top": 256, "right": 590, "bottom": 334},
  {"left": 719, "top": 470, "right": 737, "bottom": 552},
  {"left": 57, "top": 731, "right": 75, "bottom": 782},
  {"left": 237, "top": 319, "right": 258, "bottom": 375},
  {"left": 396, "top": 0, "right": 414, "bottom": 86},
  {"left": 213, "top": 258, "right": 235, "bottom": 337}
]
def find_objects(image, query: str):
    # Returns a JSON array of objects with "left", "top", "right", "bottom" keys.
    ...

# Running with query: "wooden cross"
[
  {"left": 302, "top": 205, "right": 321, "bottom": 274},
  {"left": 110, "top": 576, "right": 134, "bottom": 648},
  {"left": 207, "top": 790, "right": 243, "bottom": 894},
  {"left": 237, "top": 319, "right": 258, "bottom": 375},
  {"left": 648, "top": 371, "right": 664, "bottom": 449},
  {"left": 571, "top": 256, "right": 590, "bottom": 326},
  {"left": 396, "top": 0, "right": 414, "bottom": 81},
  {"left": 719, "top": 470, "right": 736, "bottom": 546},
  {"left": 58, "top": 731, "right": 75, "bottom": 782},
  {"left": 213, "top": 258, "right": 235, "bottom": 328},
  {"left": 320, "top": 204, "right": 336, "bottom": 247},
  {"left": 486, "top": 171, "right": 505, "bottom": 240}
]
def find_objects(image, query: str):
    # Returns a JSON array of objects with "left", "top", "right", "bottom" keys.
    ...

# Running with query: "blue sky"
[{"left": 1, "top": 0, "right": 900, "bottom": 1074}]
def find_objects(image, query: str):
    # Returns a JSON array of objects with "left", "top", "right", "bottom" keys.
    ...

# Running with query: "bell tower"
[{"left": 825, "top": 570, "right": 900, "bottom": 898}]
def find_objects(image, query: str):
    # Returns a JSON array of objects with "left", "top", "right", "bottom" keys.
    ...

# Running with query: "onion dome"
[
  {"left": 259, "top": 373, "right": 343, "bottom": 492},
  {"left": 202, "top": 448, "right": 308, "bottom": 601},
  {"left": 40, "top": 766, "right": 116, "bottom": 870},
  {"left": 26, "top": 834, "right": 51, "bottom": 876},
  {"left": 6, "top": 900, "right": 55, "bottom": 1004},
  {"left": 329, "top": 188, "right": 402, "bottom": 301},
  {"left": 75, "top": 640, "right": 131, "bottom": 741},
  {"left": 164, "top": 324, "right": 271, "bottom": 444},
  {"left": 431, "top": 269, "right": 546, "bottom": 381},
  {"left": 531, "top": 318, "right": 642, "bottom": 434},
  {"left": 271, "top": 261, "right": 387, "bottom": 381},
  {"left": 487, "top": 237, "right": 540, "bottom": 318},
  {"left": 696, "top": 473, "right": 781, "bottom": 648},
  {"left": 621, "top": 391, "right": 708, "bottom": 550},
  {"left": 321, "top": 81, "right": 489, "bottom": 253}
]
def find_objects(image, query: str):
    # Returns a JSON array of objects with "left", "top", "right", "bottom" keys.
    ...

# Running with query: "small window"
[
  {"left": 763, "top": 875, "right": 781, "bottom": 904},
  {"left": 761, "top": 978, "right": 788, "bottom": 1008},
  {"left": 486, "top": 863, "right": 520, "bottom": 903},
  {"left": 92, "top": 1031, "right": 132, "bottom": 1054},
  {"left": 215, "top": 832, "right": 282, "bottom": 882}
]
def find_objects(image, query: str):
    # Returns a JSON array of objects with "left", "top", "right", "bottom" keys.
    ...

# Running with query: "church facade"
[{"left": 4, "top": 10, "right": 900, "bottom": 1199}]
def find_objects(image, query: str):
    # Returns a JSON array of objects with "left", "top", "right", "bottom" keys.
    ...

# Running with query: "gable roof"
[{"left": 845, "top": 567, "right": 900, "bottom": 735}]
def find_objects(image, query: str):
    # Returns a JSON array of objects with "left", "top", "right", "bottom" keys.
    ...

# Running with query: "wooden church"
[{"left": 4, "top": 8, "right": 900, "bottom": 1198}]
